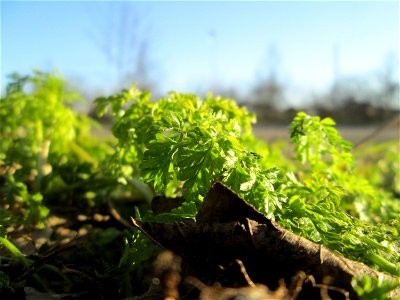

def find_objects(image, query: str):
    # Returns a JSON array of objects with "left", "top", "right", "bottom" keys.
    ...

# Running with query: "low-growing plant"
[
  {"left": 278, "top": 113, "right": 399, "bottom": 274},
  {"left": 97, "top": 86, "right": 399, "bottom": 279},
  {"left": 96, "top": 87, "right": 284, "bottom": 218},
  {"left": 1, "top": 72, "right": 399, "bottom": 298},
  {"left": 0, "top": 71, "right": 112, "bottom": 227},
  {"left": 352, "top": 274, "right": 400, "bottom": 300}
]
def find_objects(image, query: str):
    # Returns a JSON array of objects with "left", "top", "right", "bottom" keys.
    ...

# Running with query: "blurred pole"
[
  {"left": 331, "top": 43, "right": 341, "bottom": 107},
  {"left": 267, "top": 45, "right": 279, "bottom": 81},
  {"left": 208, "top": 29, "right": 218, "bottom": 93},
  {"left": 333, "top": 44, "right": 340, "bottom": 84}
]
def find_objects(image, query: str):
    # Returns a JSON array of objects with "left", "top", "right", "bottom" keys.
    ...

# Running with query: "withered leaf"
[
  {"left": 196, "top": 182, "right": 271, "bottom": 225},
  {"left": 131, "top": 182, "right": 397, "bottom": 299}
]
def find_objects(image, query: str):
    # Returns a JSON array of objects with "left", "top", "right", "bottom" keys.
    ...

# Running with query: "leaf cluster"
[
  {"left": 351, "top": 275, "right": 400, "bottom": 300},
  {"left": 1, "top": 72, "right": 399, "bottom": 298},
  {"left": 96, "top": 89, "right": 282, "bottom": 218},
  {"left": 0, "top": 71, "right": 112, "bottom": 229},
  {"left": 278, "top": 112, "right": 400, "bottom": 275},
  {"left": 98, "top": 86, "right": 399, "bottom": 277}
]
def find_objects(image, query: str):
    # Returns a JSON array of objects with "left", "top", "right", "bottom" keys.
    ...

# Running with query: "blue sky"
[{"left": 1, "top": 1, "right": 399, "bottom": 104}]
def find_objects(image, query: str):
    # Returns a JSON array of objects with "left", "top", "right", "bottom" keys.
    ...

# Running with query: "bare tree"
[
  {"left": 252, "top": 75, "right": 284, "bottom": 110},
  {"left": 326, "top": 53, "right": 399, "bottom": 111},
  {"left": 374, "top": 53, "right": 399, "bottom": 111},
  {"left": 90, "top": 2, "right": 155, "bottom": 92},
  {"left": 248, "top": 45, "right": 286, "bottom": 112}
]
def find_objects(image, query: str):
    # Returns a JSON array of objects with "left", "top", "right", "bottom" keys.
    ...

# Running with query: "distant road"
[{"left": 253, "top": 122, "right": 400, "bottom": 145}]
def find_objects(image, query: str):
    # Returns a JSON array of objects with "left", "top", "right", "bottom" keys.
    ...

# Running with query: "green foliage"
[
  {"left": 290, "top": 112, "right": 353, "bottom": 171},
  {"left": 0, "top": 71, "right": 112, "bottom": 231},
  {"left": 119, "top": 231, "right": 161, "bottom": 274},
  {"left": 97, "top": 88, "right": 282, "bottom": 218},
  {"left": 118, "top": 231, "right": 161, "bottom": 295},
  {"left": 1, "top": 71, "right": 110, "bottom": 177},
  {"left": 288, "top": 112, "right": 399, "bottom": 224},
  {"left": 278, "top": 191, "right": 399, "bottom": 275},
  {"left": 98, "top": 87, "right": 399, "bottom": 276},
  {"left": 2, "top": 72, "right": 87, "bottom": 167},
  {"left": 279, "top": 112, "right": 400, "bottom": 275},
  {"left": 0, "top": 270, "right": 14, "bottom": 295},
  {"left": 95, "top": 86, "right": 153, "bottom": 182},
  {"left": 352, "top": 275, "right": 400, "bottom": 300},
  {"left": 1, "top": 174, "right": 49, "bottom": 228},
  {"left": 0, "top": 72, "right": 116, "bottom": 295},
  {"left": 0, "top": 206, "right": 18, "bottom": 238},
  {"left": 1, "top": 73, "right": 399, "bottom": 298},
  {"left": 355, "top": 141, "right": 400, "bottom": 196},
  {"left": 351, "top": 142, "right": 400, "bottom": 224}
]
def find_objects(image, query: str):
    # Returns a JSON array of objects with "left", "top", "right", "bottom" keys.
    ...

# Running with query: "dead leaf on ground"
[{"left": 132, "top": 182, "right": 397, "bottom": 299}]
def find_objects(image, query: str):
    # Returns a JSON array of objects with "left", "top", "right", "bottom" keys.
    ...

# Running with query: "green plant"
[
  {"left": 98, "top": 87, "right": 399, "bottom": 277},
  {"left": 0, "top": 71, "right": 112, "bottom": 228},
  {"left": 0, "top": 71, "right": 117, "bottom": 296},
  {"left": 96, "top": 87, "right": 282, "bottom": 218},
  {"left": 352, "top": 274, "right": 400, "bottom": 299},
  {"left": 277, "top": 113, "right": 399, "bottom": 274},
  {"left": 0, "top": 72, "right": 114, "bottom": 290},
  {"left": 1, "top": 73, "right": 398, "bottom": 297}
]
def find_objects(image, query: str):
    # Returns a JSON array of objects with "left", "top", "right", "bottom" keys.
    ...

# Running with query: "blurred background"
[{"left": 2, "top": 1, "right": 399, "bottom": 140}]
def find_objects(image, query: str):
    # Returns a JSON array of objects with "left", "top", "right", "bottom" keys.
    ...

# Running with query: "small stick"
[
  {"left": 107, "top": 198, "right": 135, "bottom": 230},
  {"left": 235, "top": 259, "right": 256, "bottom": 288},
  {"left": 130, "top": 217, "right": 165, "bottom": 250}
]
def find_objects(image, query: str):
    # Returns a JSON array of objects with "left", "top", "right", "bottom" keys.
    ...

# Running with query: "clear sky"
[{"left": 1, "top": 1, "right": 399, "bottom": 104}]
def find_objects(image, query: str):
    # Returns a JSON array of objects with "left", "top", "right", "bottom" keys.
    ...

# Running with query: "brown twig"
[
  {"left": 292, "top": 271, "right": 349, "bottom": 300},
  {"left": 353, "top": 114, "right": 400, "bottom": 150},
  {"left": 235, "top": 259, "right": 256, "bottom": 288},
  {"left": 107, "top": 198, "right": 136, "bottom": 230}
]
